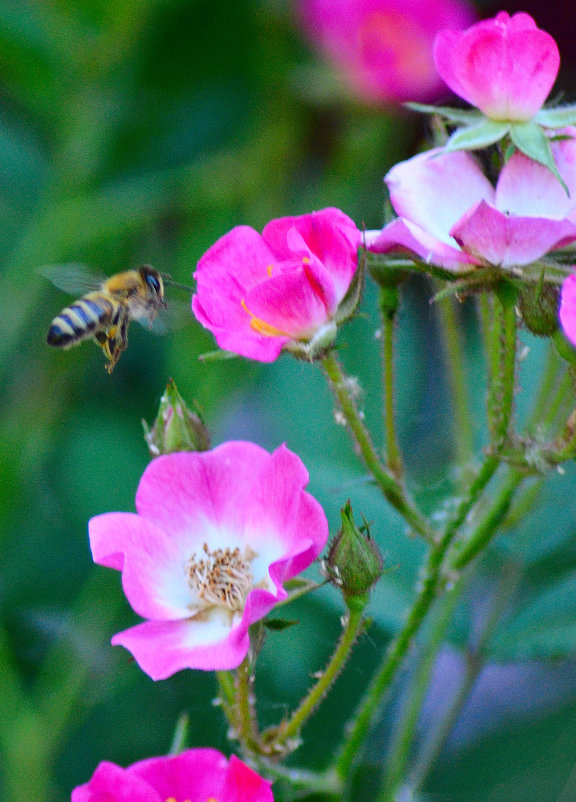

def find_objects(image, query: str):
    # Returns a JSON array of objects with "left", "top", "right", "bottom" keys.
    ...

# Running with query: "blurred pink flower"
[
  {"left": 434, "top": 11, "right": 560, "bottom": 121},
  {"left": 298, "top": 0, "right": 476, "bottom": 105},
  {"left": 89, "top": 442, "right": 328, "bottom": 679},
  {"left": 72, "top": 748, "right": 273, "bottom": 802},
  {"left": 559, "top": 274, "right": 576, "bottom": 346},
  {"left": 193, "top": 208, "right": 360, "bottom": 361},
  {"left": 366, "top": 131, "right": 576, "bottom": 273}
]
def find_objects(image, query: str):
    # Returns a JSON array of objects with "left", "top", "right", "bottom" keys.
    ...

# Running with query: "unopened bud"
[
  {"left": 143, "top": 379, "right": 211, "bottom": 456},
  {"left": 326, "top": 501, "right": 382, "bottom": 599}
]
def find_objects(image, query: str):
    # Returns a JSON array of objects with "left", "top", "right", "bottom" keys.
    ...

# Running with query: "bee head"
[{"left": 139, "top": 266, "right": 167, "bottom": 307}]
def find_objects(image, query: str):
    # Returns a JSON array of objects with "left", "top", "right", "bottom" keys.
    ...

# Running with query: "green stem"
[
  {"left": 488, "top": 288, "right": 517, "bottom": 446},
  {"left": 436, "top": 295, "right": 474, "bottom": 466},
  {"left": 409, "top": 560, "right": 521, "bottom": 794},
  {"left": 377, "top": 578, "right": 465, "bottom": 801},
  {"left": 321, "top": 350, "right": 433, "bottom": 541},
  {"left": 216, "top": 670, "right": 237, "bottom": 728},
  {"left": 380, "top": 287, "right": 403, "bottom": 476},
  {"left": 334, "top": 533, "right": 454, "bottom": 781},
  {"left": 270, "top": 596, "right": 367, "bottom": 748},
  {"left": 449, "top": 469, "right": 524, "bottom": 572},
  {"left": 235, "top": 659, "right": 261, "bottom": 754}
]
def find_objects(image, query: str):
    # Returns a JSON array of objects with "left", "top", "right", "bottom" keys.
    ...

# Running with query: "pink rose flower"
[
  {"left": 434, "top": 11, "right": 560, "bottom": 121},
  {"left": 192, "top": 208, "right": 360, "bottom": 361},
  {"left": 298, "top": 0, "right": 476, "bottom": 104},
  {"left": 72, "top": 748, "right": 273, "bottom": 802},
  {"left": 89, "top": 442, "right": 328, "bottom": 679},
  {"left": 365, "top": 130, "right": 576, "bottom": 273},
  {"left": 559, "top": 274, "right": 576, "bottom": 346}
]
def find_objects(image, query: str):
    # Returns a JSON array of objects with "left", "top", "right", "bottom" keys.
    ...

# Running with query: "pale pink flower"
[
  {"left": 89, "top": 442, "right": 328, "bottom": 679},
  {"left": 434, "top": 11, "right": 560, "bottom": 121},
  {"left": 366, "top": 131, "right": 576, "bottom": 273},
  {"left": 192, "top": 208, "right": 360, "bottom": 361},
  {"left": 559, "top": 274, "right": 576, "bottom": 346},
  {"left": 298, "top": 0, "right": 476, "bottom": 104},
  {"left": 71, "top": 748, "right": 273, "bottom": 802}
]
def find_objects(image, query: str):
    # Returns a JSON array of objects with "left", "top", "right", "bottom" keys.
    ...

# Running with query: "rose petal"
[
  {"left": 560, "top": 274, "right": 576, "bottom": 346},
  {"left": 135, "top": 443, "right": 272, "bottom": 542},
  {"left": 71, "top": 761, "right": 161, "bottom": 802},
  {"left": 434, "top": 12, "right": 559, "bottom": 120},
  {"left": 450, "top": 200, "right": 576, "bottom": 266},
  {"left": 385, "top": 149, "right": 495, "bottom": 243},
  {"left": 496, "top": 134, "right": 576, "bottom": 218},
  {"left": 365, "top": 217, "right": 480, "bottom": 272},
  {"left": 243, "top": 266, "right": 331, "bottom": 339},
  {"left": 132, "top": 749, "right": 228, "bottom": 800},
  {"left": 89, "top": 512, "right": 195, "bottom": 620}
]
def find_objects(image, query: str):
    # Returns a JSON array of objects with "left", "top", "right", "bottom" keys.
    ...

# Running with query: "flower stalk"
[{"left": 321, "top": 349, "right": 434, "bottom": 541}]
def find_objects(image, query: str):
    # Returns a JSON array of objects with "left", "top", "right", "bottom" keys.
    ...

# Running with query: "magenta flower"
[
  {"left": 192, "top": 208, "right": 360, "bottom": 361},
  {"left": 559, "top": 274, "right": 576, "bottom": 346},
  {"left": 71, "top": 748, "right": 273, "bottom": 802},
  {"left": 434, "top": 11, "right": 559, "bottom": 121},
  {"left": 298, "top": 0, "right": 475, "bottom": 105},
  {"left": 89, "top": 442, "right": 328, "bottom": 679},
  {"left": 366, "top": 131, "right": 576, "bottom": 274}
]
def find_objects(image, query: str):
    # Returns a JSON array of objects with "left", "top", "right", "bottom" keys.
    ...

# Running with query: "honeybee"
[{"left": 45, "top": 264, "right": 189, "bottom": 373}]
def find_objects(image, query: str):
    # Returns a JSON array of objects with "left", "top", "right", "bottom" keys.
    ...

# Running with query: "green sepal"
[
  {"left": 335, "top": 247, "right": 365, "bottom": 323},
  {"left": 552, "top": 328, "right": 576, "bottom": 366},
  {"left": 405, "top": 103, "right": 483, "bottom": 126},
  {"left": 444, "top": 119, "right": 510, "bottom": 152},
  {"left": 535, "top": 105, "right": 576, "bottom": 128},
  {"left": 509, "top": 121, "right": 569, "bottom": 194}
]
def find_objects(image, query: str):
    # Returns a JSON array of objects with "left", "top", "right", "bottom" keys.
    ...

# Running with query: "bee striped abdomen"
[{"left": 47, "top": 296, "right": 114, "bottom": 348}]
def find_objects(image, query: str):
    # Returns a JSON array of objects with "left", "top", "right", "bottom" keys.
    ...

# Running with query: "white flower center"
[{"left": 185, "top": 543, "right": 255, "bottom": 612}]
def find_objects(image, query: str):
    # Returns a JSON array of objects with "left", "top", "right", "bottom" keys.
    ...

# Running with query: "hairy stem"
[
  {"left": 321, "top": 350, "right": 434, "bottom": 541},
  {"left": 380, "top": 287, "right": 403, "bottom": 476},
  {"left": 268, "top": 596, "right": 367, "bottom": 749}
]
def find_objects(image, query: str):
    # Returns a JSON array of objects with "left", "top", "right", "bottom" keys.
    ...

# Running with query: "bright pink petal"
[
  {"left": 434, "top": 12, "right": 559, "bottom": 120},
  {"left": 243, "top": 266, "right": 331, "bottom": 339},
  {"left": 243, "top": 444, "right": 328, "bottom": 588},
  {"left": 560, "top": 274, "right": 576, "bottom": 346},
  {"left": 262, "top": 207, "right": 360, "bottom": 299},
  {"left": 194, "top": 225, "right": 276, "bottom": 292},
  {"left": 131, "top": 749, "right": 228, "bottom": 800},
  {"left": 223, "top": 755, "right": 274, "bottom": 802},
  {"left": 495, "top": 134, "right": 576, "bottom": 218},
  {"left": 365, "top": 217, "right": 480, "bottom": 272},
  {"left": 193, "top": 293, "right": 289, "bottom": 361},
  {"left": 192, "top": 226, "right": 288, "bottom": 362},
  {"left": 71, "top": 761, "right": 161, "bottom": 802},
  {"left": 89, "top": 513, "right": 194, "bottom": 621},
  {"left": 450, "top": 200, "right": 576, "bottom": 266},
  {"left": 135, "top": 443, "right": 272, "bottom": 540},
  {"left": 111, "top": 612, "right": 252, "bottom": 677},
  {"left": 385, "top": 149, "right": 495, "bottom": 243}
]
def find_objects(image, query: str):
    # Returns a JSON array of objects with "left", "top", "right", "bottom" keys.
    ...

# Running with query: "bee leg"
[{"left": 102, "top": 319, "right": 129, "bottom": 374}]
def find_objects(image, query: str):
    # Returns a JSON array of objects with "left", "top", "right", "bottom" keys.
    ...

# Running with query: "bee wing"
[
  {"left": 135, "top": 299, "right": 192, "bottom": 336},
  {"left": 40, "top": 262, "right": 106, "bottom": 295}
]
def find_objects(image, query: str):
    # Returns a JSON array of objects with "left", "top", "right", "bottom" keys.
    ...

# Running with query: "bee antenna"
[{"left": 161, "top": 274, "right": 195, "bottom": 293}]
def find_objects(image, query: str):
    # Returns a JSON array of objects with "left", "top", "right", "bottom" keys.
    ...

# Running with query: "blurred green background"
[{"left": 2, "top": 1, "right": 576, "bottom": 800}]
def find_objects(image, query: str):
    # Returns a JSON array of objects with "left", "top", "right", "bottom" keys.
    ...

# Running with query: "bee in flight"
[{"left": 45, "top": 264, "right": 191, "bottom": 373}]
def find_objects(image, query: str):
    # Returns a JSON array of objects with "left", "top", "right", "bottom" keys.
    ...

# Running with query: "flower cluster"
[{"left": 75, "top": 8, "right": 576, "bottom": 800}]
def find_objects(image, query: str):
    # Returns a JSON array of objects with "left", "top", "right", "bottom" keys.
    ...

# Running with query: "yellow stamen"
[
  {"left": 266, "top": 263, "right": 274, "bottom": 276},
  {"left": 241, "top": 299, "right": 289, "bottom": 337}
]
